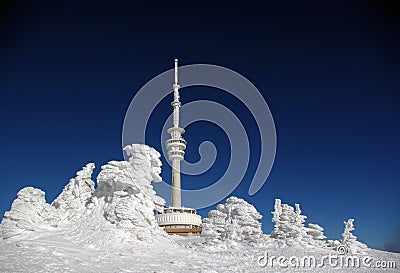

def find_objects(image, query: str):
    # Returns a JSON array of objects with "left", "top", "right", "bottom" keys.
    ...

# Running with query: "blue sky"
[{"left": 0, "top": 1, "right": 399, "bottom": 251}]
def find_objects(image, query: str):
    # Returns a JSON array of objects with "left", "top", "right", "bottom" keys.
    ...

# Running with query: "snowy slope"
[
  {"left": 1, "top": 230, "right": 399, "bottom": 272},
  {"left": 0, "top": 144, "right": 398, "bottom": 272}
]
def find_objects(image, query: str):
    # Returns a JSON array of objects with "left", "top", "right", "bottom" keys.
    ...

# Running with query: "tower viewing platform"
[{"left": 155, "top": 207, "right": 202, "bottom": 236}]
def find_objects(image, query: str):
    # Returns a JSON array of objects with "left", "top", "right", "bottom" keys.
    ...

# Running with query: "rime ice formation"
[
  {"left": 270, "top": 199, "right": 370, "bottom": 252},
  {"left": 93, "top": 144, "right": 166, "bottom": 242},
  {"left": 307, "top": 223, "right": 327, "bottom": 247},
  {"left": 52, "top": 163, "right": 95, "bottom": 210},
  {"left": 271, "top": 199, "right": 310, "bottom": 243},
  {"left": 271, "top": 199, "right": 329, "bottom": 247},
  {"left": 202, "top": 196, "right": 263, "bottom": 244},
  {"left": 52, "top": 163, "right": 95, "bottom": 223},
  {"left": 0, "top": 144, "right": 166, "bottom": 244},
  {"left": 340, "top": 218, "right": 368, "bottom": 254},
  {"left": 0, "top": 187, "right": 59, "bottom": 239},
  {"left": 1, "top": 145, "right": 380, "bottom": 273},
  {"left": 1, "top": 169, "right": 390, "bottom": 273},
  {"left": 0, "top": 163, "right": 98, "bottom": 240}
]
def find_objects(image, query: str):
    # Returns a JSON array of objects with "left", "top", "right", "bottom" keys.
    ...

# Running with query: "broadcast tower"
[
  {"left": 155, "top": 59, "right": 202, "bottom": 236},
  {"left": 166, "top": 59, "right": 186, "bottom": 207}
]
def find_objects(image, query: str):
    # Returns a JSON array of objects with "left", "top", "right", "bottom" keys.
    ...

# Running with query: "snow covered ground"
[
  {"left": 1, "top": 144, "right": 398, "bottom": 272},
  {"left": 0, "top": 230, "right": 398, "bottom": 272}
]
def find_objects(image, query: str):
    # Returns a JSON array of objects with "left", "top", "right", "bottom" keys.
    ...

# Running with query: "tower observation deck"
[{"left": 155, "top": 59, "right": 202, "bottom": 236}]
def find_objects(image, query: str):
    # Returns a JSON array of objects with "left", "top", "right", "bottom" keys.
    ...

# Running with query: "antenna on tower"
[
  {"left": 172, "top": 58, "right": 181, "bottom": 118},
  {"left": 174, "top": 58, "right": 178, "bottom": 84}
]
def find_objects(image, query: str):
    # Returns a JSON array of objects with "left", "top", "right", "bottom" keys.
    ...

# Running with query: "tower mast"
[
  {"left": 166, "top": 59, "right": 186, "bottom": 207},
  {"left": 156, "top": 59, "right": 202, "bottom": 236}
]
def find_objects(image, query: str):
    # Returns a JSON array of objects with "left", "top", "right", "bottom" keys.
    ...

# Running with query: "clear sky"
[{"left": 0, "top": 1, "right": 399, "bottom": 251}]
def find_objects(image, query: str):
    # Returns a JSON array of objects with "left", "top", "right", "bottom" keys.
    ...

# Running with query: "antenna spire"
[{"left": 174, "top": 58, "right": 178, "bottom": 84}]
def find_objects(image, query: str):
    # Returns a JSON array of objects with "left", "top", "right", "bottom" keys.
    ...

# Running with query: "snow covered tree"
[
  {"left": 202, "top": 197, "right": 263, "bottom": 244},
  {"left": 279, "top": 204, "right": 298, "bottom": 239},
  {"left": 201, "top": 209, "right": 226, "bottom": 242},
  {"left": 0, "top": 187, "right": 59, "bottom": 239},
  {"left": 0, "top": 144, "right": 167, "bottom": 245},
  {"left": 307, "top": 223, "right": 327, "bottom": 247},
  {"left": 52, "top": 163, "right": 96, "bottom": 223},
  {"left": 341, "top": 219, "right": 356, "bottom": 246},
  {"left": 95, "top": 144, "right": 166, "bottom": 242},
  {"left": 271, "top": 199, "right": 282, "bottom": 238},
  {"left": 340, "top": 219, "right": 368, "bottom": 254},
  {"left": 52, "top": 163, "right": 95, "bottom": 210},
  {"left": 270, "top": 199, "right": 312, "bottom": 245},
  {"left": 0, "top": 163, "right": 98, "bottom": 239},
  {"left": 271, "top": 200, "right": 297, "bottom": 240},
  {"left": 293, "top": 203, "right": 310, "bottom": 242}
]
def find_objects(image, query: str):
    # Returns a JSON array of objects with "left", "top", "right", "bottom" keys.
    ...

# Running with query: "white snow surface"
[{"left": 0, "top": 144, "right": 399, "bottom": 272}]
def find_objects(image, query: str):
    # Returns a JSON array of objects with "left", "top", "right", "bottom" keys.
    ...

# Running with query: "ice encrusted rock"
[
  {"left": 0, "top": 187, "right": 59, "bottom": 239},
  {"left": 202, "top": 196, "right": 263, "bottom": 244}
]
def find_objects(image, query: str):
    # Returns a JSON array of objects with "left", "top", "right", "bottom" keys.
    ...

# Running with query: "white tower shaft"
[
  {"left": 166, "top": 59, "right": 186, "bottom": 208},
  {"left": 171, "top": 159, "right": 181, "bottom": 207}
]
